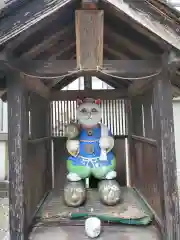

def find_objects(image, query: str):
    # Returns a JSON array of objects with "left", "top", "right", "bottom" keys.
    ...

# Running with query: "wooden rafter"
[
  {"left": 104, "top": 44, "right": 129, "bottom": 60},
  {"left": 20, "top": 24, "right": 74, "bottom": 59},
  {"left": 5, "top": 4, "right": 74, "bottom": 57},
  {"left": 172, "top": 85, "right": 180, "bottom": 97},
  {"left": 104, "top": 26, "right": 155, "bottom": 58},
  {"left": 21, "top": 73, "right": 50, "bottom": 99},
  {"left": 52, "top": 74, "right": 81, "bottom": 90},
  {"left": 101, "top": 0, "right": 169, "bottom": 51},
  {"left": 48, "top": 42, "right": 76, "bottom": 60}
]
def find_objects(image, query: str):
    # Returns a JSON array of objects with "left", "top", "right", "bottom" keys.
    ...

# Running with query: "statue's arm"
[
  {"left": 107, "top": 128, "right": 114, "bottom": 152},
  {"left": 65, "top": 123, "right": 80, "bottom": 156},
  {"left": 66, "top": 139, "right": 80, "bottom": 156},
  {"left": 99, "top": 125, "right": 114, "bottom": 152}
]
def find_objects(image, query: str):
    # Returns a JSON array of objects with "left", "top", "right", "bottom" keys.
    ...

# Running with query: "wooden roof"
[{"left": 0, "top": 0, "right": 180, "bottom": 97}]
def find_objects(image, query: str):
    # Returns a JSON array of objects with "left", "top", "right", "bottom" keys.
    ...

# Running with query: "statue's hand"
[
  {"left": 66, "top": 140, "right": 80, "bottom": 155},
  {"left": 99, "top": 136, "right": 114, "bottom": 151},
  {"left": 65, "top": 123, "right": 79, "bottom": 139}
]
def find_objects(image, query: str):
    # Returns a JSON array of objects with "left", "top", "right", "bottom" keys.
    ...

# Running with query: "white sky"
[{"left": 167, "top": 0, "right": 180, "bottom": 11}]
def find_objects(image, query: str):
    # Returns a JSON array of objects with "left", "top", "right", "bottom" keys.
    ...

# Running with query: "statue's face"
[{"left": 76, "top": 101, "right": 101, "bottom": 128}]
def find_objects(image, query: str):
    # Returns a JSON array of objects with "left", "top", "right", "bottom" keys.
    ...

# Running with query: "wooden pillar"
[
  {"left": 7, "top": 70, "right": 28, "bottom": 239},
  {"left": 153, "top": 69, "right": 180, "bottom": 239},
  {"left": 84, "top": 75, "right": 92, "bottom": 89}
]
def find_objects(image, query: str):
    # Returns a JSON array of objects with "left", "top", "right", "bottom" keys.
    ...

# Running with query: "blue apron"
[{"left": 68, "top": 126, "right": 114, "bottom": 168}]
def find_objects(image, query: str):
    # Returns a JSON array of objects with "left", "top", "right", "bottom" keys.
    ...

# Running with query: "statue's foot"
[
  {"left": 105, "top": 170, "right": 117, "bottom": 180},
  {"left": 98, "top": 179, "right": 121, "bottom": 206},
  {"left": 64, "top": 181, "right": 86, "bottom": 207},
  {"left": 67, "top": 172, "right": 81, "bottom": 181}
]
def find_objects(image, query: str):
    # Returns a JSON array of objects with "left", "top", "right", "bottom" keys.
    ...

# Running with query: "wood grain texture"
[
  {"left": 152, "top": 70, "right": 180, "bottom": 239},
  {"left": 7, "top": 74, "right": 52, "bottom": 239},
  {"left": 131, "top": 137, "right": 162, "bottom": 222},
  {"left": 75, "top": 10, "right": 104, "bottom": 69},
  {"left": 7, "top": 69, "right": 29, "bottom": 239},
  {"left": 29, "top": 225, "right": 161, "bottom": 240},
  {"left": 50, "top": 89, "right": 128, "bottom": 101}
]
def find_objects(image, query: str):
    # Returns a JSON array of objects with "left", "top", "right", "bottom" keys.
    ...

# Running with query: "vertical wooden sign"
[{"left": 75, "top": 10, "right": 104, "bottom": 70}]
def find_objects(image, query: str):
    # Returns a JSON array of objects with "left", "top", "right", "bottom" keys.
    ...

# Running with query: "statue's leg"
[
  {"left": 91, "top": 158, "right": 116, "bottom": 179},
  {"left": 92, "top": 158, "right": 121, "bottom": 206},
  {"left": 64, "top": 158, "right": 91, "bottom": 207},
  {"left": 67, "top": 159, "right": 91, "bottom": 180}
]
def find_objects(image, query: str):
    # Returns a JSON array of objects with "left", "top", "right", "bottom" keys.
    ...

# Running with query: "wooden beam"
[
  {"left": 31, "top": 40, "right": 75, "bottom": 61},
  {"left": 5, "top": 59, "right": 163, "bottom": 78},
  {"left": 5, "top": 1, "right": 74, "bottom": 56},
  {"left": 48, "top": 42, "right": 76, "bottom": 61},
  {"left": 0, "top": 90, "right": 6, "bottom": 99},
  {"left": 102, "top": 60, "right": 162, "bottom": 76},
  {"left": 95, "top": 77, "right": 118, "bottom": 89},
  {"left": 101, "top": 1, "right": 170, "bottom": 51},
  {"left": 20, "top": 25, "right": 74, "bottom": 59},
  {"left": 47, "top": 77, "right": 66, "bottom": 89},
  {"left": 50, "top": 89, "right": 128, "bottom": 100},
  {"left": 104, "top": 26, "right": 155, "bottom": 58},
  {"left": 47, "top": 50, "right": 78, "bottom": 89},
  {"left": 0, "top": 74, "right": 50, "bottom": 102},
  {"left": 172, "top": 85, "right": 180, "bottom": 97},
  {"left": 52, "top": 73, "right": 82, "bottom": 90},
  {"left": 104, "top": 44, "right": 129, "bottom": 60},
  {"left": 75, "top": 10, "right": 104, "bottom": 69},
  {"left": 128, "top": 78, "right": 154, "bottom": 96},
  {"left": 152, "top": 69, "right": 180, "bottom": 239},
  {"left": 20, "top": 73, "right": 50, "bottom": 99},
  {"left": 81, "top": 0, "right": 98, "bottom": 9},
  {"left": 96, "top": 71, "right": 130, "bottom": 87},
  {"left": 1, "top": 91, "right": 7, "bottom": 102}
]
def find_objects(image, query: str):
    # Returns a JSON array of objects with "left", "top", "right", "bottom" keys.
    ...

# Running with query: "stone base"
[
  {"left": 63, "top": 181, "right": 86, "bottom": 207},
  {"left": 98, "top": 179, "right": 121, "bottom": 206}
]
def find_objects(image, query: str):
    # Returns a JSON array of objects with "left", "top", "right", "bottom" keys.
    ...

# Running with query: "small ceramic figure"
[{"left": 64, "top": 98, "right": 121, "bottom": 207}]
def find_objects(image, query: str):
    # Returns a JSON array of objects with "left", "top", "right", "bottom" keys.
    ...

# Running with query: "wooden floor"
[
  {"left": 29, "top": 142, "right": 161, "bottom": 240},
  {"left": 29, "top": 225, "right": 161, "bottom": 240}
]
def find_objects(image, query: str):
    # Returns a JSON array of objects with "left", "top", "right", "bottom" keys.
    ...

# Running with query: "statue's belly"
[
  {"left": 69, "top": 139, "right": 114, "bottom": 168},
  {"left": 79, "top": 140, "right": 100, "bottom": 158}
]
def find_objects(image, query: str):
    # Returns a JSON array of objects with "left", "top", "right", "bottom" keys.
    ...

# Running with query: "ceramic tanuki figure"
[{"left": 64, "top": 98, "right": 121, "bottom": 207}]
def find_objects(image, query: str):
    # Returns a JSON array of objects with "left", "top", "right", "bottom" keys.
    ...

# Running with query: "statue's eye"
[
  {"left": 80, "top": 108, "right": 87, "bottom": 113},
  {"left": 92, "top": 108, "right": 98, "bottom": 113}
]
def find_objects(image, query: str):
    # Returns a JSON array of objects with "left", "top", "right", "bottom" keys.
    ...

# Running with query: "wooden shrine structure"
[{"left": 0, "top": 0, "right": 179, "bottom": 239}]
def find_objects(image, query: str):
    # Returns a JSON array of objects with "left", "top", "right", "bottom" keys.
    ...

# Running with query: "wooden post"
[
  {"left": 7, "top": 70, "right": 28, "bottom": 239},
  {"left": 152, "top": 69, "right": 180, "bottom": 239},
  {"left": 84, "top": 75, "right": 92, "bottom": 90}
]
